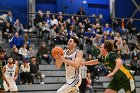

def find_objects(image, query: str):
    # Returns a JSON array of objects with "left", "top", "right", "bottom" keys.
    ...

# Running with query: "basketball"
[{"left": 51, "top": 47, "right": 64, "bottom": 58}]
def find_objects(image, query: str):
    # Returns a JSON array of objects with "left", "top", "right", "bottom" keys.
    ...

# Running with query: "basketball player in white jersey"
[
  {"left": 3, "top": 57, "right": 18, "bottom": 93},
  {"left": 55, "top": 37, "right": 83, "bottom": 93}
]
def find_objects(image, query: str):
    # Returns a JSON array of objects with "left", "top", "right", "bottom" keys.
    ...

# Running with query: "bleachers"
[{"left": 15, "top": 64, "right": 140, "bottom": 93}]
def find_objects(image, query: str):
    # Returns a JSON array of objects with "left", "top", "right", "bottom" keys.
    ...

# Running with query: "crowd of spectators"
[{"left": 0, "top": 7, "right": 140, "bottom": 89}]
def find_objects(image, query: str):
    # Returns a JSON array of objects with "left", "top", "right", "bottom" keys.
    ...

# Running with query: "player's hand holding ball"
[
  {"left": 51, "top": 47, "right": 64, "bottom": 68},
  {"left": 51, "top": 47, "right": 64, "bottom": 59}
]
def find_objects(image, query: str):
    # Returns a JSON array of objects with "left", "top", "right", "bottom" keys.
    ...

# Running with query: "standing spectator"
[
  {"left": 10, "top": 32, "right": 24, "bottom": 49},
  {"left": 77, "top": 7, "right": 85, "bottom": 15},
  {"left": 77, "top": 7, "right": 85, "bottom": 22},
  {"left": 19, "top": 59, "right": 32, "bottom": 84},
  {"left": 37, "top": 41, "right": 50, "bottom": 64},
  {"left": 3, "top": 57, "right": 18, "bottom": 92},
  {"left": 30, "top": 57, "right": 44, "bottom": 84}
]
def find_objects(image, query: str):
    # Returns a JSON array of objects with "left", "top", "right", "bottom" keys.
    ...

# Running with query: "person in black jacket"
[{"left": 30, "top": 57, "right": 44, "bottom": 84}]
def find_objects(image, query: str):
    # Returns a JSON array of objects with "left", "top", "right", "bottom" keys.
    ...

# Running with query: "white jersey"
[
  {"left": 4, "top": 64, "right": 16, "bottom": 79},
  {"left": 3, "top": 64, "right": 18, "bottom": 92},
  {"left": 64, "top": 49, "right": 82, "bottom": 85}
]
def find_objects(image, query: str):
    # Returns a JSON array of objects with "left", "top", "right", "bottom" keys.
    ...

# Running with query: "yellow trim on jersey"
[{"left": 120, "top": 66, "right": 133, "bottom": 80}]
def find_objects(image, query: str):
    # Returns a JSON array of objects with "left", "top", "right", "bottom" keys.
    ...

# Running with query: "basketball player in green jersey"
[
  {"left": 82, "top": 41, "right": 136, "bottom": 93},
  {"left": 0, "top": 50, "right": 9, "bottom": 93}
]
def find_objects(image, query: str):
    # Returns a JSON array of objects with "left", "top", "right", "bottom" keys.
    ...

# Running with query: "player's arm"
[
  {"left": 62, "top": 50, "right": 83, "bottom": 68},
  {"left": 2, "top": 66, "right": 9, "bottom": 86},
  {"left": 106, "top": 58, "right": 123, "bottom": 78},
  {"left": 55, "top": 59, "right": 63, "bottom": 69},
  {"left": 14, "top": 65, "right": 18, "bottom": 81},
  {"left": 82, "top": 59, "right": 99, "bottom": 66}
]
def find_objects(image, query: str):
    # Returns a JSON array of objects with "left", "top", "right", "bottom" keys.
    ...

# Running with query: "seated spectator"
[
  {"left": 23, "top": 32, "right": 31, "bottom": 49},
  {"left": 130, "top": 55, "right": 139, "bottom": 75},
  {"left": 120, "top": 40, "right": 130, "bottom": 60},
  {"left": 100, "top": 31, "right": 111, "bottom": 43},
  {"left": 2, "top": 22, "right": 14, "bottom": 42},
  {"left": 19, "top": 59, "right": 32, "bottom": 84},
  {"left": 103, "top": 23, "right": 113, "bottom": 35},
  {"left": 92, "top": 34, "right": 101, "bottom": 46},
  {"left": 28, "top": 47, "right": 36, "bottom": 59},
  {"left": 30, "top": 57, "right": 44, "bottom": 84},
  {"left": 50, "top": 15, "right": 58, "bottom": 26},
  {"left": 6, "top": 10, "right": 14, "bottom": 25},
  {"left": 19, "top": 43, "right": 28, "bottom": 59},
  {"left": 95, "top": 23, "right": 102, "bottom": 35},
  {"left": 126, "top": 18, "right": 138, "bottom": 35},
  {"left": 37, "top": 41, "right": 51, "bottom": 64},
  {"left": 10, "top": 48, "right": 23, "bottom": 65},
  {"left": 13, "top": 19, "right": 24, "bottom": 35},
  {"left": 10, "top": 32, "right": 24, "bottom": 49},
  {"left": 114, "top": 32, "right": 122, "bottom": 46}
]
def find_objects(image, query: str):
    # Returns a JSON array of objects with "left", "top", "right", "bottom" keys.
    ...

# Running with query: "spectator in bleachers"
[
  {"left": 10, "top": 48, "right": 23, "bottom": 65},
  {"left": 66, "top": 18, "right": 71, "bottom": 31},
  {"left": 95, "top": 23, "right": 102, "bottom": 35},
  {"left": 84, "top": 28, "right": 94, "bottom": 46},
  {"left": 100, "top": 31, "right": 112, "bottom": 43},
  {"left": 130, "top": 55, "right": 139, "bottom": 75},
  {"left": 83, "top": 18, "right": 91, "bottom": 31},
  {"left": 114, "top": 32, "right": 122, "bottom": 46},
  {"left": 7, "top": 44, "right": 17, "bottom": 57},
  {"left": 50, "top": 15, "right": 58, "bottom": 26},
  {"left": 67, "top": 25, "right": 76, "bottom": 40},
  {"left": 43, "top": 11, "right": 51, "bottom": 25},
  {"left": 58, "top": 15, "right": 65, "bottom": 27},
  {"left": 58, "top": 26, "right": 67, "bottom": 44},
  {"left": 19, "top": 59, "right": 32, "bottom": 84},
  {"left": 19, "top": 43, "right": 28, "bottom": 59},
  {"left": 37, "top": 41, "right": 50, "bottom": 64},
  {"left": 34, "top": 10, "right": 44, "bottom": 26},
  {"left": 23, "top": 32, "right": 31, "bottom": 49},
  {"left": 94, "top": 18, "right": 102, "bottom": 26},
  {"left": 2, "top": 22, "right": 14, "bottom": 42},
  {"left": 126, "top": 18, "right": 138, "bottom": 35},
  {"left": 120, "top": 40, "right": 130, "bottom": 60},
  {"left": 28, "top": 47, "right": 36, "bottom": 59},
  {"left": 92, "top": 34, "right": 101, "bottom": 46},
  {"left": 87, "top": 44, "right": 100, "bottom": 59},
  {"left": 13, "top": 19, "right": 24, "bottom": 36},
  {"left": 77, "top": 7, "right": 85, "bottom": 15},
  {"left": 10, "top": 32, "right": 24, "bottom": 49},
  {"left": 30, "top": 57, "right": 44, "bottom": 84},
  {"left": 49, "top": 24, "right": 61, "bottom": 44},
  {"left": 103, "top": 23, "right": 114, "bottom": 35},
  {"left": 6, "top": 11, "right": 14, "bottom": 25},
  {"left": 90, "top": 24, "right": 96, "bottom": 34},
  {"left": 77, "top": 26, "right": 85, "bottom": 44},
  {"left": 112, "top": 19, "right": 120, "bottom": 32}
]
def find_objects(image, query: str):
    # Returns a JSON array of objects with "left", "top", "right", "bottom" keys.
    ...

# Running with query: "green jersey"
[{"left": 98, "top": 52, "right": 133, "bottom": 80}]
